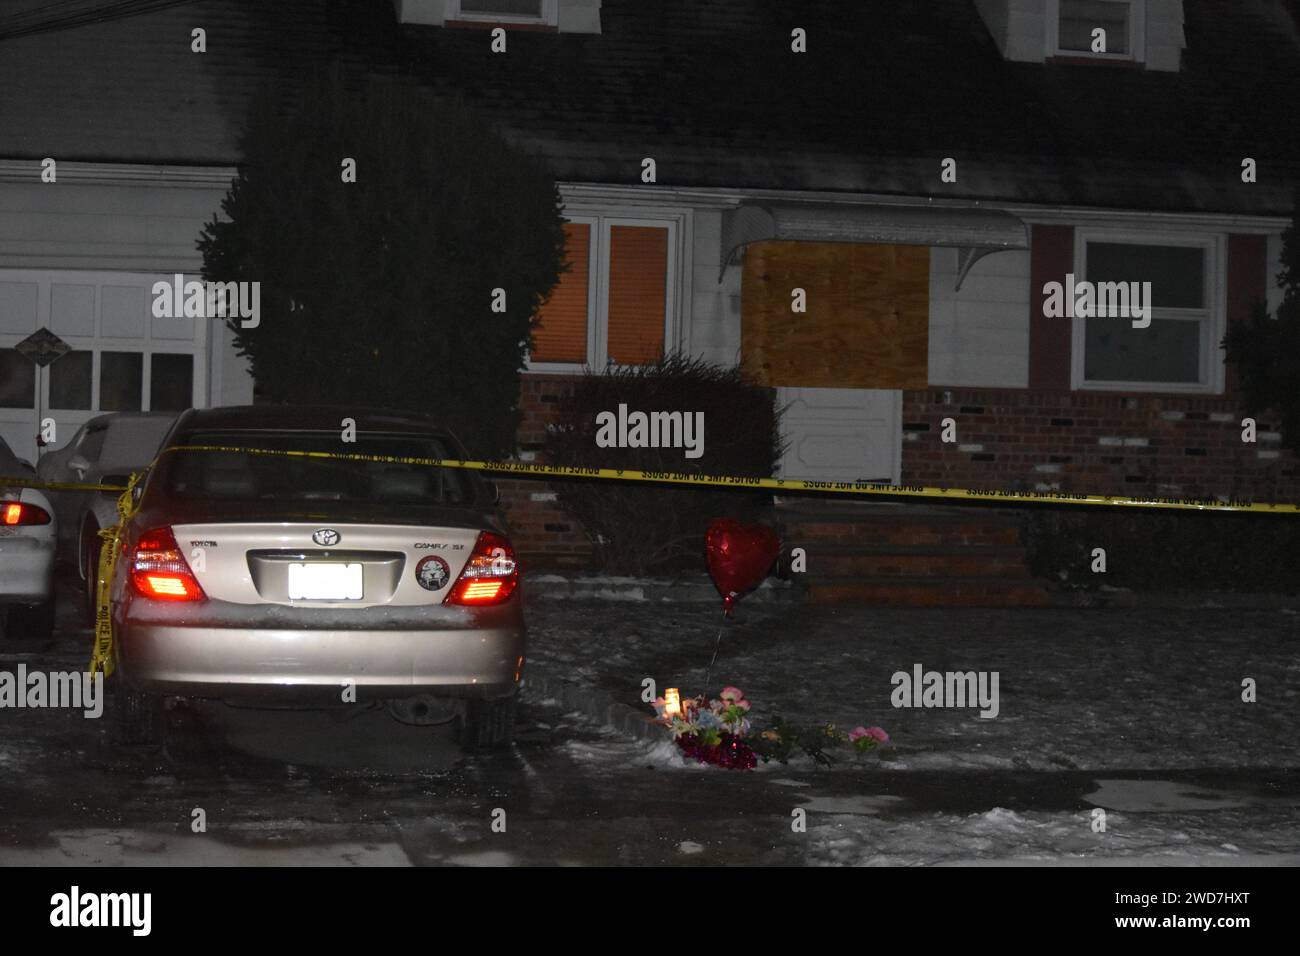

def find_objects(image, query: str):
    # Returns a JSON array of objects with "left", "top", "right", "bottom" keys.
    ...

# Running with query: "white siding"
[
  {"left": 928, "top": 247, "right": 1030, "bottom": 388},
  {"left": 1145, "top": 0, "right": 1186, "bottom": 71},
  {"left": 391, "top": 0, "right": 601, "bottom": 32},
  {"left": 211, "top": 317, "right": 254, "bottom": 409},
  {"left": 0, "top": 178, "right": 229, "bottom": 273},
  {"left": 688, "top": 209, "right": 742, "bottom": 366},
  {"left": 976, "top": 0, "right": 1185, "bottom": 70},
  {"left": 1266, "top": 231, "right": 1285, "bottom": 317},
  {"left": 557, "top": 0, "right": 601, "bottom": 33},
  {"left": 974, "top": 0, "right": 1049, "bottom": 62},
  {"left": 1004, "top": 0, "right": 1049, "bottom": 61}
]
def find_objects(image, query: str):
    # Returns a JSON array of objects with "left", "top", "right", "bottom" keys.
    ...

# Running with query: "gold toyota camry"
[{"left": 102, "top": 405, "right": 525, "bottom": 752}]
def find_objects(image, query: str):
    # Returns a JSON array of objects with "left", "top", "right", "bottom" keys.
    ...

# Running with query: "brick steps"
[
  {"left": 779, "top": 502, "right": 1049, "bottom": 607},
  {"left": 809, "top": 545, "right": 1033, "bottom": 578},
  {"left": 809, "top": 577, "right": 1051, "bottom": 607},
  {"left": 792, "top": 520, "right": 1022, "bottom": 548}
]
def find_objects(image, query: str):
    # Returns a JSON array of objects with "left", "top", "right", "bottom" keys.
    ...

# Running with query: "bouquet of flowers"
[
  {"left": 652, "top": 686, "right": 758, "bottom": 770},
  {"left": 753, "top": 719, "right": 890, "bottom": 766},
  {"left": 651, "top": 686, "right": 891, "bottom": 770}
]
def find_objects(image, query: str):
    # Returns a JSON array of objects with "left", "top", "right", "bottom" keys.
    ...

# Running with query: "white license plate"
[{"left": 287, "top": 563, "right": 364, "bottom": 600}]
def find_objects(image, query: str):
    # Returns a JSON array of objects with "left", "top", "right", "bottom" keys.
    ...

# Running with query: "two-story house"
[{"left": 2, "top": 0, "right": 1297, "bottom": 574}]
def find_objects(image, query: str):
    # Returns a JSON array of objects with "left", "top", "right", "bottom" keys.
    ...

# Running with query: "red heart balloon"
[{"left": 705, "top": 518, "right": 781, "bottom": 616}]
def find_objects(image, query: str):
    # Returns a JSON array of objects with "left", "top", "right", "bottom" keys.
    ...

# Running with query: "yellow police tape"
[
  {"left": 166, "top": 444, "right": 1300, "bottom": 514},
  {"left": 3, "top": 441, "right": 1297, "bottom": 678},
  {"left": 90, "top": 473, "right": 142, "bottom": 678}
]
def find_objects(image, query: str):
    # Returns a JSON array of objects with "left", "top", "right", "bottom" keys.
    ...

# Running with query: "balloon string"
[{"left": 702, "top": 618, "right": 726, "bottom": 697}]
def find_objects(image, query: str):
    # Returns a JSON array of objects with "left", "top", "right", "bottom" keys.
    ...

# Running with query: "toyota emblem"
[{"left": 312, "top": 528, "right": 341, "bottom": 546}]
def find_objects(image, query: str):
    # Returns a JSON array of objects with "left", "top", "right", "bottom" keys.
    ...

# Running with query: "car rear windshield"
[
  {"left": 101, "top": 417, "right": 174, "bottom": 472},
  {"left": 154, "top": 430, "right": 475, "bottom": 505}
]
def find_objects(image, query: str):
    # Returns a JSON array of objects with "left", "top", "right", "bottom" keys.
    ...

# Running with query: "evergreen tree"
[
  {"left": 198, "top": 70, "right": 566, "bottom": 457},
  {"left": 1223, "top": 195, "right": 1300, "bottom": 454}
]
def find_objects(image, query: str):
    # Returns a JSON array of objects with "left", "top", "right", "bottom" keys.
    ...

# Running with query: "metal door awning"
[{"left": 719, "top": 201, "right": 1029, "bottom": 290}]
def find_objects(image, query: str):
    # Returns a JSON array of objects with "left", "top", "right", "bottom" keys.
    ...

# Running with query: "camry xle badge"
[
  {"left": 415, "top": 555, "right": 451, "bottom": 591},
  {"left": 312, "top": 529, "right": 341, "bottom": 546}
]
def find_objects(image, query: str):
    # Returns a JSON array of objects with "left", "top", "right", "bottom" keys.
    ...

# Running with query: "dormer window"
[
  {"left": 452, "top": 0, "right": 555, "bottom": 25},
  {"left": 393, "top": 0, "right": 597, "bottom": 34},
  {"left": 1048, "top": 0, "right": 1145, "bottom": 62}
]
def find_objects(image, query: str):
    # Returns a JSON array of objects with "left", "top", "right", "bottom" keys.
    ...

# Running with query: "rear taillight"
[
  {"left": 444, "top": 531, "right": 519, "bottom": 606},
  {"left": 2, "top": 501, "right": 51, "bottom": 526},
  {"left": 131, "top": 527, "right": 206, "bottom": 602}
]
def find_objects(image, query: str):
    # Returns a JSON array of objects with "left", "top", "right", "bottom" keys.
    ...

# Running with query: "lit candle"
[{"left": 664, "top": 687, "right": 681, "bottom": 719}]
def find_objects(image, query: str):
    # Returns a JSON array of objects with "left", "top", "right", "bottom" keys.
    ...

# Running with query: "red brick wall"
[
  {"left": 905, "top": 228, "right": 1296, "bottom": 502},
  {"left": 506, "top": 230, "right": 1287, "bottom": 559},
  {"left": 900, "top": 388, "right": 1299, "bottom": 502},
  {"left": 497, "top": 373, "right": 594, "bottom": 569},
  {"left": 1028, "top": 224, "right": 1074, "bottom": 391}
]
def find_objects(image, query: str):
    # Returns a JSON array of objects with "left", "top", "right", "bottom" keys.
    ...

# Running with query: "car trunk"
[{"left": 161, "top": 508, "right": 486, "bottom": 608}]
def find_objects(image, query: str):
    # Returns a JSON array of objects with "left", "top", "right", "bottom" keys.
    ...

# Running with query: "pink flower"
[
  {"left": 719, "top": 686, "right": 745, "bottom": 703},
  {"left": 849, "top": 726, "right": 890, "bottom": 744}
]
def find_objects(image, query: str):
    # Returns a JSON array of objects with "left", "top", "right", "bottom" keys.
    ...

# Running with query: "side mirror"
[
  {"left": 484, "top": 479, "right": 501, "bottom": 507},
  {"left": 68, "top": 454, "right": 92, "bottom": 477}
]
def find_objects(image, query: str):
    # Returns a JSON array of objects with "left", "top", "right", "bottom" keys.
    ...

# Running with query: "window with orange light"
[
  {"left": 606, "top": 225, "right": 668, "bottom": 366},
  {"left": 528, "top": 214, "right": 676, "bottom": 369},
  {"left": 530, "top": 221, "right": 590, "bottom": 364}
]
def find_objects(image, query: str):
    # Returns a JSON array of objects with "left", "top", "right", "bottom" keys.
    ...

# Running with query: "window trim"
[
  {"left": 525, "top": 207, "right": 690, "bottom": 374},
  {"left": 450, "top": 0, "right": 556, "bottom": 26},
  {"left": 1069, "top": 228, "right": 1225, "bottom": 394},
  {"left": 1046, "top": 0, "right": 1145, "bottom": 63}
]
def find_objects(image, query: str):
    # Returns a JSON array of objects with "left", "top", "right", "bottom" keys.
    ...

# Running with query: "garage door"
[{"left": 0, "top": 270, "right": 206, "bottom": 465}]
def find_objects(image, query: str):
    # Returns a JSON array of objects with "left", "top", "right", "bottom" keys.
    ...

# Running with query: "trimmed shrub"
[
  {"left": 1024, "top": 506, "right": 1300, "bottom": 593},
  {"left": 543, "top": 354, "right": 784, "bottom": 575},
  {"left": 1223, "top": 194, "right": 1300, "bottom": 455}
]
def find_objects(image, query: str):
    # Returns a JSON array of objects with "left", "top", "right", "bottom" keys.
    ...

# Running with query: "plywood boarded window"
[
  {"left": 531, "top": 221, "right": 590, "bottom": 363},
  {"left": 741, "top": 241, "right": 929, "bottom": 389},
  {"left": 606, "top": 225, "right": 667, "bottom": 365}
]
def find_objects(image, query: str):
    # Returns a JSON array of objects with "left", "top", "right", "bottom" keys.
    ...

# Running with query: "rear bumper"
[
  {"left": 115, "top": 616, "right": 527, "bottom": 702},
  {"left": 0, "top": 534, "right": 56, "bottom": 603}
]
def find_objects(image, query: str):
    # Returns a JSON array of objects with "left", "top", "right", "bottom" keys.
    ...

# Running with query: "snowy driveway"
[{"left": 0, "top": 591, "right": 1297, "bottom": 866}]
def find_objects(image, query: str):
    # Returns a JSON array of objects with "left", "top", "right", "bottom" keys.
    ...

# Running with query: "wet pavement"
[{"left": 1, "top": 576, "right": 1298, "bottom": 866}]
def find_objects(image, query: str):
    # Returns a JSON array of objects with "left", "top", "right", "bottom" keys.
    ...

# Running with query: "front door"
[{"left": 776, "top": 386, "right": 901, "bottom": 484}]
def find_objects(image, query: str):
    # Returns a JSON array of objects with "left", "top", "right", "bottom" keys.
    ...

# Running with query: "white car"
[
  {"left": 37, "top": 412, "right": 175, "bottom": 613},
  {"left": 0, "top": 436, "right": 57, "bottom": 640}
]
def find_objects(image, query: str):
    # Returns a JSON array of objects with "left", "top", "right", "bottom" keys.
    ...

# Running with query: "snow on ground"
[
  {"left": 804, "top": 804, "right": 1300, "bottom": 867},
  {"left": 546, "top": 723, "right": 1300, "bottom": 865},
  {"left": 525, "top": 598, "right": 1300, "bottom": 772}
]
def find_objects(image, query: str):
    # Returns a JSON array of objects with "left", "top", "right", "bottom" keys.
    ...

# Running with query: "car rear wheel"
[
  {"left": 82, "top": 529, "right": 103, "bottom": 621},
  {"left": 457, "top": 693, "right": 517, "bottom": 752},
  {"left": 111, "top": 681, "right": 164, "bottom": 746}
]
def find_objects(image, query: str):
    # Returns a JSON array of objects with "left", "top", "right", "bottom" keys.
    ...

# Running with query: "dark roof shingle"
[{"left": 2, "top": 0, "right": 1297, "bottom": 214}]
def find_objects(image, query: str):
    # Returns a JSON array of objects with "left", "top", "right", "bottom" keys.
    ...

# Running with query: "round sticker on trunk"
[{"left": 415, "top": 554, "right": 451, "bottom": 591}]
